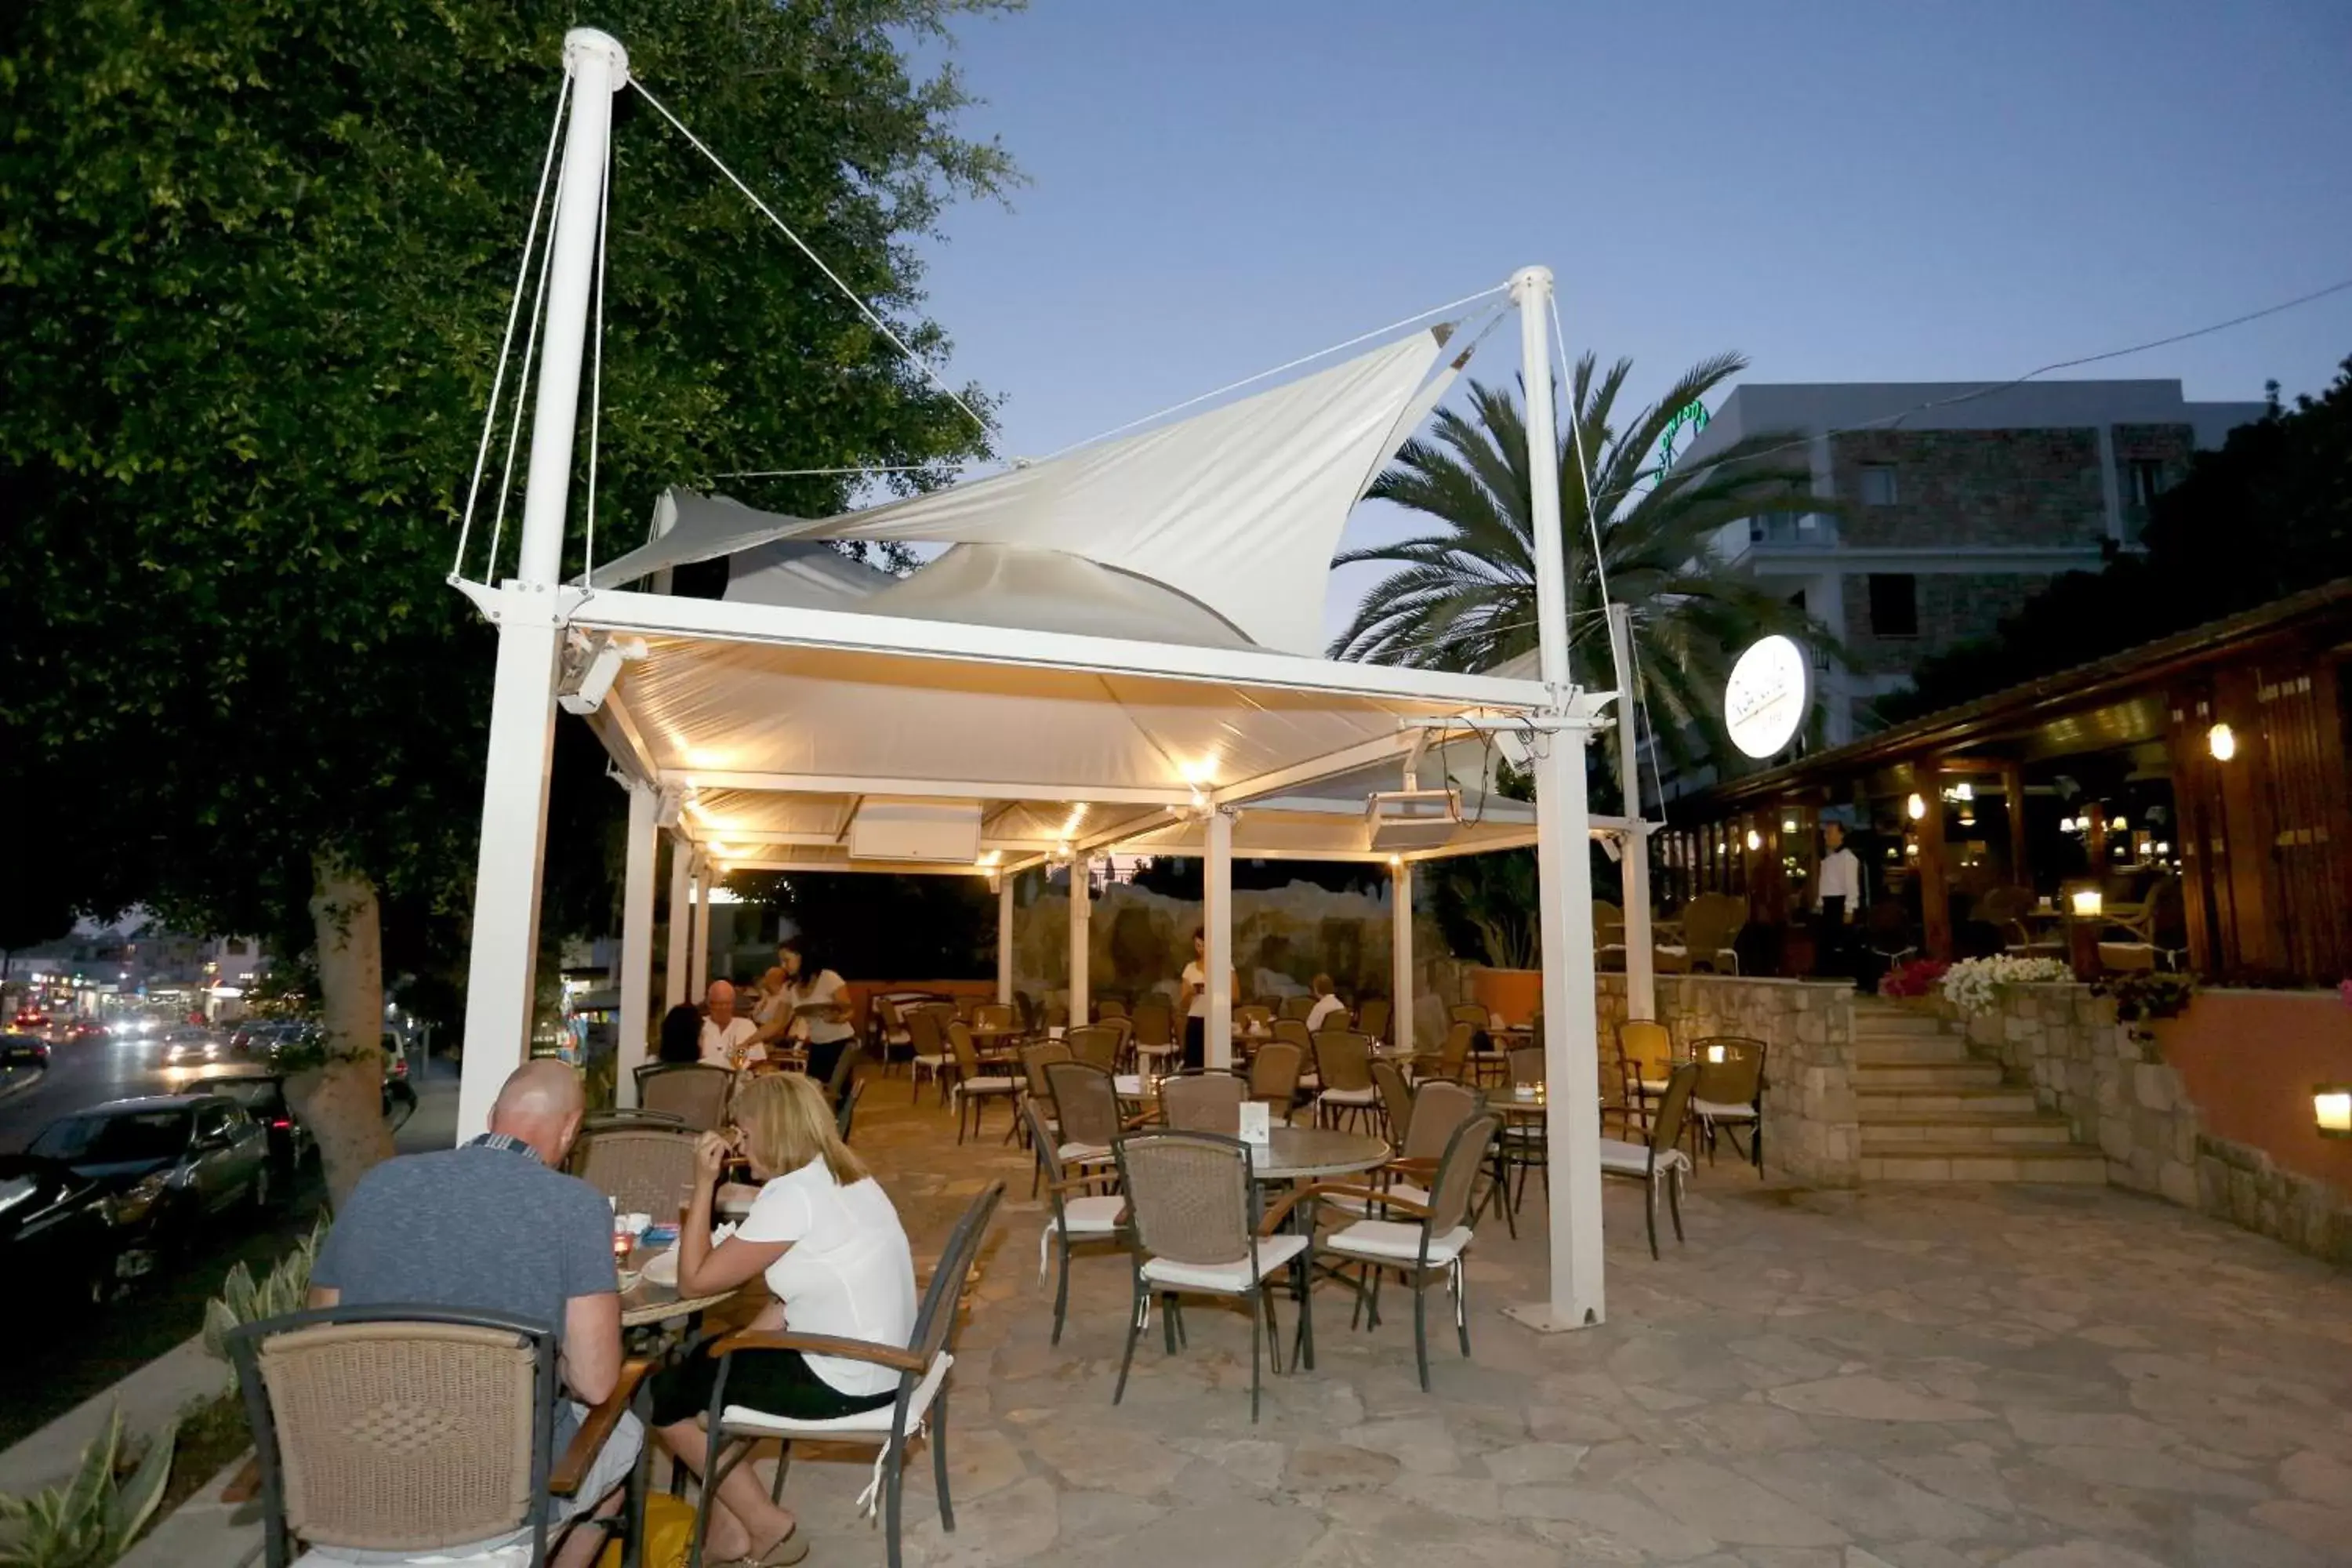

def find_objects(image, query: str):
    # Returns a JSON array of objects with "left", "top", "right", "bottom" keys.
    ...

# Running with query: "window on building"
[
  {"left": 2128, "top": 458, "right": 2165, "bottom": 510},
  {"left": 1867, "top": 573, "right": 1918, "bottom": 637},
  {"left": 1857, "top": 464, "right": 1899, "bottom": 506}
]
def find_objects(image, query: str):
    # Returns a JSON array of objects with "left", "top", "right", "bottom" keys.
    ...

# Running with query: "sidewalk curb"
[
  {"left": 121, "top": 1454, "right": 262, "bottom": 1568},
  {"left": 0, "top": 1065, "right": 45, "bottom": 1104},
  {"left": 0, "top": 1334, "right": 223, "bottom": 1500}
]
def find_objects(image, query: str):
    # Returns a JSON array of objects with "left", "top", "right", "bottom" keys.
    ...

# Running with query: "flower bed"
[{"left": 1940, "top": 954, "right": 2070, "bottom": 1014}]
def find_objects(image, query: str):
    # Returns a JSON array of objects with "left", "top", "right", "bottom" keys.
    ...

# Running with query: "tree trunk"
[{"left": 289, "top": 851, "right": 396, "bottom": 1210}]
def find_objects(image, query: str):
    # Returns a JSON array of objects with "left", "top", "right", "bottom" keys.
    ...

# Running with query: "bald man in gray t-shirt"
[{"left": 308, "top": 1062, "right": 637, "bottom": 1567}]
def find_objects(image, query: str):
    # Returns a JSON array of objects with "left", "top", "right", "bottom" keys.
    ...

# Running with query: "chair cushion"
[
  {"left": 1316, "top": 1087, "right": 1378, "bottom": 1106},
  {"left": 1052, "top": 1194, "right": 1126, "bottom": 1236},
  {"left": 1058, "top": 1142, "right": 1112, "bottom": 1165},
  {"left": 1692, "top": 1098, "right": 1756, "bottom": 1120},
  {"left": 956, "top": 1076, "right": 1017, "bottom": 1094},
  {"left": 725, "top": 1352, "right": 948, "bottom": 1436},
  {"left": 1323, "top": 1219, "right": 1472, "bottom": 1265},
  {"left": 1113, "top": 1074, "right": 1145, "bottom": 1097},
  {"left": 1598, "top": 1138, "right": 1690, "bottom": 1176},
  {"left": 1140, "top": 1233, "right": 1308, "bottom": 1293},
  {"left": 1320, "top": 1181, "right": 1430, "bottom": 1217}
]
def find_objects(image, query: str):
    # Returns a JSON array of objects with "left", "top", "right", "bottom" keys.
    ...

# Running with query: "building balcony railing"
[{"left": 1745, "top": 511, "right": 1840, "bottom": 549}]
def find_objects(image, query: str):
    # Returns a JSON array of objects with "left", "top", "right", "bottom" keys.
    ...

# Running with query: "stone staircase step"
[
  {"left": 1861, "top": 1114, "right": 2080, "bottom": 1149},
  {"left": 1847, "top": 1007, "right": 1950, "bottom": 1038},
  {"left": 1854, "top": 1059, "right": 2005, "bottom": 1091},
  {"left": 1852, "top": 1035, "right": 1976, "bottom": 1065},
  {"left": 1858, "top": 1145, "right": 2109, "bottom": 1183},
  {"left": 1859, "top": 1085, "right": 2042, "bottom": 1119}
]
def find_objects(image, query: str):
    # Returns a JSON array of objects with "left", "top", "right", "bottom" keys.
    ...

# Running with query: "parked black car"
[
  {"left": 172, "top": 1071, "right": 318, "bottom": 1185},
  {"left": 0, "top": 1031, "right": 53, "bottom": 1069},
  {"left": 28, "top": 1094, "right": 275, "bottom": 1258},
  {"left": 0, "top": 1155, "right": 120, "bottom": 1312}
]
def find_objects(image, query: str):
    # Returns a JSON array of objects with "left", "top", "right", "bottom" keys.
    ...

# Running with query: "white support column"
[
  {"left": 996, "top": 874, "right": 1015, "bottom": 1005},
  {"left": 1068, "top": 858, "right": 1091, "bottom": 1023},
  {"left": 1205, "top": 809, "right": 1235, "bottom": 1070},
  {"left": 664, "top": 833, "right": 691, "bottom": 1014},
  {"left": 1610, "top": 604, "right": 1656, "bottom": 1024},
  {"left": 1389, "top": 859, "right": 1414, "bottom": 1051},
  {"left": 688, "top": 858, "right": 712, "bottom": 1003},
  {"left": 455, "top": 29, "right": 630, "bottom": 1143},
  {"left": 615, "top": 781, "right": 658, "bottom": 1108},
  {"left": 1506, "top": 264, "right": 1606, "bottom": 1332}
]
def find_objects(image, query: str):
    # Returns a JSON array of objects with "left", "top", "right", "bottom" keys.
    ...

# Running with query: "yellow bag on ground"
[{"left": 597, "top": 1494, "right": 696, "bottom": 1568}]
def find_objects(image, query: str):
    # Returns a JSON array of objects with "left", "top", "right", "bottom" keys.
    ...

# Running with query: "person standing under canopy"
[
  {"left": 1815, "top": 820, "right": 1864, "bottom": 986},
  {"left": 767, "top": 936, "right": 856, "bottom": 1090},
  {"left": 1177, "top": 927, "right": 1236, "bottom": 1071}
]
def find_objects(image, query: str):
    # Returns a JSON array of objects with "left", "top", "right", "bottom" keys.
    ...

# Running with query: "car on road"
[
  {"left": 0, "top": 1032, "right": 53, "bottom": 1069},
  {"left": 172, "top": 1071, "right": 317, "bottom": 1185},
  {"left": 27, "top": 1094, "right": 276, "bottom": 1260},
  {"left": 62, "top": 1018, "right": 108, "bottom": 1044},
  {"left": 0, "top": 1156, "right": 123, "bottom": 1312}
]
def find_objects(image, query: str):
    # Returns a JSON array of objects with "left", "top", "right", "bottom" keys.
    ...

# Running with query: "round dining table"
[
  {"left": 618, "top": 1247, "right": 738, "bottom": 1330},
  {"left": 1251, "top": 1127, "right": 1390, "bottom": 1182}
]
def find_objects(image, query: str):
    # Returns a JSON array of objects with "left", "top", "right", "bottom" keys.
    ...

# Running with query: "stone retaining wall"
[
  {"left": 1602, "top": 974, "right": 1860, "bottom": 1189},
  {"left": 1964, "top": 983, "right": 2352, "bottom": 1265}
]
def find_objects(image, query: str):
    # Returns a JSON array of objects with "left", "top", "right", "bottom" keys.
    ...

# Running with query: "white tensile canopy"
[{"left": 454, "top": 28, "right": 1620, "bottom": 1331}]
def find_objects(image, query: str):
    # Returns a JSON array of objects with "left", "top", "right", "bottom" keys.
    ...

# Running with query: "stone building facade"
[{"left": 1671, "top": 379, "right": 2265, "bottom": 749}]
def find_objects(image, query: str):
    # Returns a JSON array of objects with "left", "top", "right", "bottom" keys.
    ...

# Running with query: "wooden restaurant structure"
[{"left": 1658, "top": 580, "right": 2352, "bottom": 986}]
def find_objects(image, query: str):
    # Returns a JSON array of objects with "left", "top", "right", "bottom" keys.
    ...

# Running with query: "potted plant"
[{"left": 1877, "top": 957, "right": 1951, "bottom": 1014}]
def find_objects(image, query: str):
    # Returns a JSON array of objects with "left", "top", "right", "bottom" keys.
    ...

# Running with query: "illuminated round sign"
[{"left": 1722, "top": 635, "right": 1809, "bottom": 759}]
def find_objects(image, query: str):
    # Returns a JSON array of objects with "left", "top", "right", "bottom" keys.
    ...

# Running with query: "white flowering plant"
[{"left": 1939, "top": 954, "right": 2071, "bottom": 1014}]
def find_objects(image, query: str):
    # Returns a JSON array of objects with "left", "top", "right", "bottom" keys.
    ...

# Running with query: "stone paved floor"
[{"left": 764, "top": 1074, "right": 2352, "bottom": 1568}]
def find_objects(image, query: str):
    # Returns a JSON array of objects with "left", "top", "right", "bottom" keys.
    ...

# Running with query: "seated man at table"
[
  {"left": 1303, "top": 973, "right": 1348, "bottom": 1033},
  {"left": 700, "top": 978, "right": 765, "bottom": 1069},
  {"left": 307, "top": 1061, "right": 639, "bottom": 1568}
]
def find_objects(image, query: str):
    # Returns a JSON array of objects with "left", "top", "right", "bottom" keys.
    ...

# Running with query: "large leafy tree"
[
  {"left": 1, "top": 0, "right": 1011, "bottom": 1201},
  {"left": 1332, "top": 354, "right": 1834, "bottom": 772}
]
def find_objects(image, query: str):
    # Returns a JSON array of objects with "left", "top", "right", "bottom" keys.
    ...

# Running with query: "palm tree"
[{"left": 1330, "top": 351, "right": 1835, "bottom": 772}]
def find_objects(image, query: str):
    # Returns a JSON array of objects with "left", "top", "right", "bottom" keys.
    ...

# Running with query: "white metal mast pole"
[
  {"left": 689, "top": 856, "right": 712, "bottom": 1002},
  {"left": 1389, "top": 858, "right": 1415, "bottom": 1051},
  {"left": 664, "top": 833, "right": 692, "bottom": 1013},
  {"left": 1205, "top": 810, "right": 1235, "bottom": 1070},
  {"left": 1068, "top": 858, "right": 1091, "bottom": 1024},
  {"left": 996, "top": 874, "right": 1015, "bottom": 1005},
  {"left": 615, "top": 780, "right": 658, "bottom": 1107},
  {"left": 456, "top": 29, "right": 630, "bottom": 1141},
  {"left": 1508, "top": 264, "right": 1606, "bottom": 1332},
  {"left": 1610, "top": 603, "right": 1656, "bottom": 1022}
]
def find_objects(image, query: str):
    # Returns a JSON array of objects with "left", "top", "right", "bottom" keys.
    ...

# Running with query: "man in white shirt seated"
[
  {"left": 699, "top": 979, "right": 764, "bottom": 1069},
  {"left": 1303, "top": 974, "right": 1349, "bottom": 1033}
]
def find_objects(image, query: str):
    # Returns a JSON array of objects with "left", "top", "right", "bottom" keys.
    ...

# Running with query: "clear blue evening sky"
[{"left": 891, "top": 2, "right": 2352, "bottom": 638}]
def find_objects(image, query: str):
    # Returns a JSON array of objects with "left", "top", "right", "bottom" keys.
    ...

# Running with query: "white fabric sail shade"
[{"left": 586, "top": 327, "right": 1459, "bottom": 656}]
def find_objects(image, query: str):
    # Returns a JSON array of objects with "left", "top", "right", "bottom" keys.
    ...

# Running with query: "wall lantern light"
[
  {"left": 2071, "top": 888, "right": 2104, "bottom": 919},
  {"left": 1744, "top": 829, "right": 1762, "bottom": 851},
  {"left": 2315, "top": 1085, "right": 2352, "bottom": 1139},
  {"left": 2208, "top": 722, "right": 2237, "bottom": 762},
  {"left": 1907, "top": 793, "right": 1926, "bottom": 821},
  {"left": 1782, "top": 816, "right": 1798, "bottom": 833}
]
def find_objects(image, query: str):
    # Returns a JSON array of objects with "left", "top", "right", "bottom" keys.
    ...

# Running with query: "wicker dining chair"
[
  {"left": 1311, "top": 1030, "right": 1378, "bottom": 1132},
  {"left": 1159, "top": 1070, "right": 1247, "bottom": 1134},
  {"left": 1320, "top": 1076, "right": 1480, "bottom": 1223},
  {"left": 1505, "top": 1045, "right": 1545, "bottom": 1088},
  {"left": 973, "top": 1000, "right": 1018, "bottom": 1036},
  {"left": 947, "top": 1020, "right": 1018, "bottom": 1144},
  {"left": 1414, "top": 1019, "right": 1473, "bottom": 1083},
  {"left": 1129, "top": 998, "right": 1179, "bottom": 1074},
  {"left": 1355, "top": 996, "right": 1392, "bottom": 1048},
  {"left": 871, "top": 995, "right": 916, "bottom": 1074},
  {"left": 1270, "top": 1016, "right": 1315, "bottom": 1083},
  {"left": 1599, "top": 1062, "right": 1698, "bottom": 1258},
  {"left": 1234, "top": 1003, "right": 1274, "bottom": 1034},
  {"left": 1615, "top": 1018, "right": 1675, "bottom": 1133},
  {"left": 904, "top": 1004, "right": 956, "bottom": 1103},
  {"left": 1247, "top": 1040, "right": 1304, "bottom": 1123},
  {"left": 228, "top": 1306, "right": 652, "bottom": 1568},
  {"left": 1023, "top": 1098, "right": 1124, "bottom": 1345},
  {"left": 1448, "top": 1004, "right": 1489, "bottom": 1029},
  {"left": 836, "top": 1077, "right": 866, "bottom": 1142},
  {"left": 1277, "top": 994, "right": 1317, "bottom": 1022},
  {"left": 1370, "top": 1059, "right": 1414, "bottom": 1145},
  {"left": 1111, "top": 1131, "right": 1314, "bottom": 1423},
  {"left": 1094, "top": 996, "right": 1129, "bottom": 1021},
  {"left": 572, "top": 1123, "right": 701, "bottom": 1221},
  {"left": 1044, "top": 1059, "right": 1130, "bottom": 1175},
  {"left": 633, "top": 1062, "right": 732, "bottom": 1132},
  {"left": 1064, "top": 1022, "right": 1123, "bottom": 1073},
  {"left": 1308, "top": 1109, "right": 1501, "bottom": 1391},
  {"left": 1019, "top": 1040, "right": 1074, "bottom": 1163},
  {"left": 691, "top": 1184, "right": 1002, "bottom": 1568},
  {"left": 1687, "top": 1035, "right": 1766, "bottom": 1175}
]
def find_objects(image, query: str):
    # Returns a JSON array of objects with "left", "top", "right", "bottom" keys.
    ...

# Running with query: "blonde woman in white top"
[{"left": 649, "top": 1071, "right": 915, "bottom": 1566}]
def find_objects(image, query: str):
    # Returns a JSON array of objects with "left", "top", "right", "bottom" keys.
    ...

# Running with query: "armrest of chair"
[
  {"left": 550, "top": 1357, "right": 656, "bottom": 1497},
  {"left": 708, "top": 1329, "right": 928, "bottom": 1375},
  {"left": 1388, "top": 1157, "right": 1439, "bottom": 1181},
  {"left": 1303, "top": 1181, "right": 1431, "bottom": 1218}
]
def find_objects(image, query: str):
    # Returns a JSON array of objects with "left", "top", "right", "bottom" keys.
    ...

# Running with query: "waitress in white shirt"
[
  {"left": 1815, "top": 820, "right": 1865, "bottom": 987},
  {"left": 649, "top": 1071, "right": 916, "bottom": 1566},
  {"left": 1176, "top": 927, "right": 1236, "bottom": 1071},
  {"left": 770, "top": 936, "right": 857, "bottom": 1091}
]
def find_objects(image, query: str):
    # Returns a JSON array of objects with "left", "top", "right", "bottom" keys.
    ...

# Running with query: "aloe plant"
[
  {"left": 0, "top": 1408, "right": 176, "bottom": 1568},
  {"left": 201, "top": 1218, "right": 328, "bottom": 1385}
]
